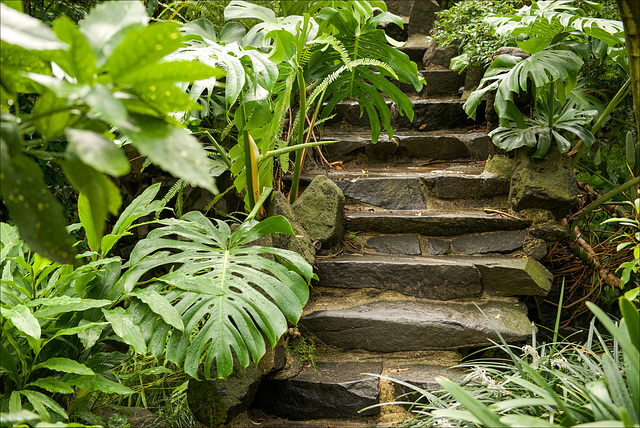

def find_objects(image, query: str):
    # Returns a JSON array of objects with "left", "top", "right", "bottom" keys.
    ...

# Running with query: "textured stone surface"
[
  {"left": 509, "top": 148, "right": 579, "bottom": 218},
  {"left": 389, "top": 364, "right": 460, "bottom": 403},
  {"left": 293, "top": 175, "right": 346, "bottom": 248},
  {"left": 462, "top": 66, "right": 486, "bottom": 98},
  {"left": 421, "top": 69, "right": 466, "bottom": 95},
  {"left": 347, "top": 211, "right": 531, "bottom": 236},
  {"left": 529, "top": 222, "right": 570, "bottom": 242},
  {"left": 365, "top": 234, "right": 421, "bottom": 255},
  {"left": 187, "top": 361, "right": 262, "bottom": 427},
  {"left": 396, "top": 134, "right": 470, "bottom": 160},
  {"left": 451, "top": 255, "right": 553, "bottom": 297},
  {"left": 301, "top": 298, "right": 531, "bottom": 352},
  {"left": 317, "top": 254, "right": 483, "bottom": 300},
  {"left": 449, "top": 230, "right": 527, "bottom": 254},
  {"left": 422, "top": 174, "right": 510, "bottom": 199},
  {"left": 335, "top": 177, "right": 427, "bottom": 210},
  {"left": 253, "top": 362, "right": 381, "bottom": 420},
  {"left": 484, "top": 154, "right": 515, "bottom": 180},
  {"left": 393, "top": 99, "right": 484, "bottom": 131},
  {"left": 423, "top": 41, "right": 460, "bottom": 69},
  {"left": 268, "top": 191, "right": 316, "bottom": 265},
  {"left": 408, "top": 0, "right": 440, "bottom": 36}
]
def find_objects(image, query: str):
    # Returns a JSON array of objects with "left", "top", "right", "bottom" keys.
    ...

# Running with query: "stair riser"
[
  {"left": 317, "top": 259, "right": 483, "bottom": 300},
  {"left": 321, "top": 132, "right": 491, "bottom": 164},
  {"left": 301, "top": 300, "right": 531, "bottom": 352},
  {"left": 390, "top": 70, "right": 466, "bottom": 96},
  {"left": 327, "top": 99, "right": 485, "bottom": 132}
]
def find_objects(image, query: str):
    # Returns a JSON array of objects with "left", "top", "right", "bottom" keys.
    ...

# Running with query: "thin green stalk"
[
  {"left": 239, "top": 105, "right": 255, "bottom": 210},
  {"left": 203, "top": 130, "right": 233, "bottom": 170},
  {"left": 246, "top": 187, "right": 273, "bottom": 221},
  {"left": 569, "top": 175, "right": 640, "bottom": 226},
  {"left": 289, "top": 69, "right": 307, "bottom": 204},
  {"left": 260, "top": 139, "right": 338, "bottom": 162}
]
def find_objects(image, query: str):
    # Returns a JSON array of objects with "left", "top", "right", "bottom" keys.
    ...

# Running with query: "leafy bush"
[
  {"left": 430, "top": 0, "right": 520, "bottom": 71},
  {"left": 387, "top": 294, "right": 639, "bottom": 427},
  {"left": 0, "top": 1, "right": 220, "bottom": 264}
]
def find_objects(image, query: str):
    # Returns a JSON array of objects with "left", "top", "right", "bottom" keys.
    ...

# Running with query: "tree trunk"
[{"left": 617, "top": 0, "right": 640, "bottom": 161}]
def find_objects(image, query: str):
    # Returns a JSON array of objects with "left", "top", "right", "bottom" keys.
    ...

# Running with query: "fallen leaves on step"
[
  {"left": 388, "top": 368, "right": 410, "bottom": 373},
  {"left": 328, "top": 161, "right": 344, "bottom": 169}
]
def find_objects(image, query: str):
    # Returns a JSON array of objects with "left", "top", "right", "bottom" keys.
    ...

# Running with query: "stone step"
[
  {"left": 359, "top": 230, "right": 530, "bottom": 257},
  {"left": 316, "top": 254, "right": 551, "bottom": 299},
  {"left": 295, "top": 168, "right": 509, "bottom": 210},
  {"left": 392, "top": 69, "right": 466, "bottom": 96},
  {"left": 346, "top": 210, "right": 531, "bottom": 235},
  {"left": 319, "top": 126, "right": 490, "bottom": 164},
  {"left": 251, "top": 347, "right": 460, "bottom": 423},
  {"left": 300, "top": 289, "right": 532, "bottom": 352},
  {"left": 327, "top": 97, "right": 485, "bottom": 132}
]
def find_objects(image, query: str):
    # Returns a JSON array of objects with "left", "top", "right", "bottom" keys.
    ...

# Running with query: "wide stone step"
[
  {"left": 252, "top": 348, "right": 460, "bottom": 423},
  {"left": 392, "top": 69, "right": 466, "bottom": 96},
  {"left": 316, "top": 254, "right": 551, "bottom": 298},
  {"left": 295, "top": 168, "right": 509, "bottom": 210},
  {"left": 327, "top": 97, "right": 484, "bottom": 132},
  {"left": 300, "top": 290, "right": 532, "bottom": 352},
  {"left": 346, "top": 211, "right": 531, "bottom": 235},
  {"left": 319, "top": 126, "right": 490, "bottom": 164}
]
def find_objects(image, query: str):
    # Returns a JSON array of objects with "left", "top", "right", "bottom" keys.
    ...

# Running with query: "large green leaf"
[
  {"left": 103, "top": 307, "right": 147, "bottom": 354},
  {"left": 1, "top": 304, "right": 40, "bottom": 340},
  {"left": 118, "top": 212, "right": 312, "bottom": 379},
  {"left": 78, "top": 0, "right": 148, "bottom": 68},
  {"left": 70, "top": 374, "right": 134, "bottom": 395},
  {"left": 51, "top": 15, "right": 96, "bottom": 83},
  {"left": 66, "top": 129, "right": 130, "bottom": 176},
  {"left": 0, "top": 3, "right": 68, "bottom": 51},
  {"left": 20, "top": 390, "right": 67, "bottom": 422},
  {"left": 0, "top": 42, "right": 52, "bottom": 95},
  {"left": 1, "top": 117, "right": 75, "bottom": 264},
  {"left": 33, "top": 357, "right": 94, "bottom": 375},
  {"left": 111, "top": 183, "right": 163, "bottom": 236},
  {"left": 121, "top": 114, "right": 217, "bottom": 194},
  {"left": 27, "top": 377, "right": 74, "bottom": 394}
]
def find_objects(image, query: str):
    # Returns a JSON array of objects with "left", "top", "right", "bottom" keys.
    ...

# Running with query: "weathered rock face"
[
  {"left": 509, "top": 148, "right": 579, "bottom": 218},
  {"left": 292, "top": 175, "right": 346, "bottom": 248},
  {"left": 365, "top": 234, "right": 421, "bottom": 255},
  {"left": 187, "top": 361, "right": 262, "bottom": 428},
  {"left": 461, "top": 65, "right": 486, "bottom": 99},
  {"left": 267, "top": 191, "right": 316, "bottom": 265},
  {"left": 422, "top": 40, "right": 460, "bottom": 69},
  {"left": 408, "top": 0, "right": 440, "bottom": 36},
  {"left": 253, "top": 362, "right": 381, "bottom": 420}
]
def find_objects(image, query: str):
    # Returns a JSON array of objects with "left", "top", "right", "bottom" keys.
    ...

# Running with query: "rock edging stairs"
[{"left": 252, "top": 52, "right": 553, "bottom": 428}]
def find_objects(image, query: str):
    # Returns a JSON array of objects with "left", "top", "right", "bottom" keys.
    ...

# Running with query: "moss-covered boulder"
[
  {"left": 509, "top": 148, "right": 578, "bottom": 218},
  {"left": 292, "top": 175, "right": 346, "bottom": 249},
  {"left": 268, "top": 191, "right": 316, "bottom": 265}
]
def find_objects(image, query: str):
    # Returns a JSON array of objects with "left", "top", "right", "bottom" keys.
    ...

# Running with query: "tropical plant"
[
  {"left": 0, "top": 1, "right": 221, "bottom": 264},
  {"left": 383, "top": 293, "right": 640, "bottom": 428},
  {"left": 429, "top": 0, "right": 520, "bottom": 71},
  {"left": 601, "top": 197, "right": 640, "bottom": 289},
  {"left": 463, "top": 0, "right": 627, "bottom": 158},
  {"left": 165, "top": 0, "right": 423, "bottom": 210}
]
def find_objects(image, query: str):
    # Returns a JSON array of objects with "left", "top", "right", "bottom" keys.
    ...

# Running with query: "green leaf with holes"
[{"left": 0, "top": 118, "right": 75, "bottom": 264}]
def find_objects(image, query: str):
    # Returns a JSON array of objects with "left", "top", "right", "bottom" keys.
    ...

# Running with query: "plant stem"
[
  {"left": 239, "top": 105, "right": 255, "bottom": 210},
  {"left": 203, "top": 130, "right": 233, "bottom": 170},
  {"left": 289, "top": 69, "right": 307, "bottom": 204}
]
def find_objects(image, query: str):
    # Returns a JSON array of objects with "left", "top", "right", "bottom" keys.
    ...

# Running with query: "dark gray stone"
[
  {"left": 408, "top": 0, "right": 440, "bottom": 36},
  {"left": 509, "top": 148, "right": 579, "bottom": 218},
  {"left": 363, "top": 137, "right": 399, "bottom": 159},
  {"left": 322, "top": 137, "right": 365, "bottom": 162},
  {"left": 462, "top": 66, "right": 486, "bottom": 98},
  {"left": 386, "top": 0, "right": 413, "bottom": 17},
  {"left": 335, "top": 177, "right": 427, "bottom": 210},
  {"left": 422, "top": 41, "right": 460, "bottom": 69},
  {"left": 347, "top": 211, "right": 531, "bottom": 236},
  {"left": 389, "top": 364, "right": 460, "bottom": 403},
  {"left": 426, "top": 237, "right": 450, "bottom": 255},
  {"left": 292, "top": 175, "right": 346, "bottom": 248},
  {"left": 268, "top": 191, "right": 316, "bottom": 265},
  {"left": 253, "top": 362, "right": 381, "bottom": 420},
  {"left": 451, "top": 255, "right": 552, "bottom": 297},
  {"left": 421, "top": 174, "right": 510, "bottom": 199},
  {"left": 396, "top": 134, "right": 470, "bottom": 160},
  {"left": 392, "top": 99, "right": 484, "bottom": 131},
  {"left": 301, "top": 299, "right": 532, "bottom": 352},
  {"left": 187, "top": 360, "right": 262, "bottom": 427},
  {"left": 462, "top": 132, "right": 492, "bottom": 160},
  {"left": 317, "top": 254, "right": 483, "bottom": 300},
  {"left": 421, "top": 69, "right": 466, "bottom": 95},
  {"left": 365, "top": 234, "right": 421, "bottom": 255},
  {"left": 450, "top": 230, "right": 527, "bottom": 254},
  {"left": 495, "top": 46, "right": 530, "bottom": 60},
  {"left": 529, "top": 222, "right": 570, "bottom": 242}
]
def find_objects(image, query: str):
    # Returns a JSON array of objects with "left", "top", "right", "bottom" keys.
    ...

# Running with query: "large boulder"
[
  {"left": 422, "top": 40, "right": 460, "bottom": 69},
  {"left": 267, "top": 191, "right": 316, "bottom": 265},
  {"left": 408, "top": 0, "right": 440, "bottom": 36},
  {"left": 292, "top": 175, "right": 346, "bottom": 249},
  {"left": 509, "top": 148, "right": 579, "bottom": 218},
  {"left": 187, "top": 359, "right": 261, "bottom": 427}
]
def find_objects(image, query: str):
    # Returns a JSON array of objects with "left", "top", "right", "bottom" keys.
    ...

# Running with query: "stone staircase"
[{"left": 246, "top": 14, "right": 555, "bottom": 426}]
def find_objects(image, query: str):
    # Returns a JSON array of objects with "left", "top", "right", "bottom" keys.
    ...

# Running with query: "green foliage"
[
  {"left": 118, "top": 212, "right": 314, "bottom": 379},
  {"left": 464, "top": 0, "right": 627, "bottom": 158},
  {"left": 0, "top": 1, "right": 220, "bottom": 264},
  {"left": 601, "top": 197, "right": 640, "bottom": 289},
  {"left": 430, "top": 0, "right": 521, "bottom": 71},
  {"left": 390, "top": 296, "right": 640, "bottom": 427}
]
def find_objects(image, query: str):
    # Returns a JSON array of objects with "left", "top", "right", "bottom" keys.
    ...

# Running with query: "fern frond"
[{"left": 310, "top": 34, "right": 350, "bottom": 65}]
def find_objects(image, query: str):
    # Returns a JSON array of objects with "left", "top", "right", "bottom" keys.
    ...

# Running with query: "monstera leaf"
[{"left": 118, "top": 212, "right": 314, "bottom": 379}]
